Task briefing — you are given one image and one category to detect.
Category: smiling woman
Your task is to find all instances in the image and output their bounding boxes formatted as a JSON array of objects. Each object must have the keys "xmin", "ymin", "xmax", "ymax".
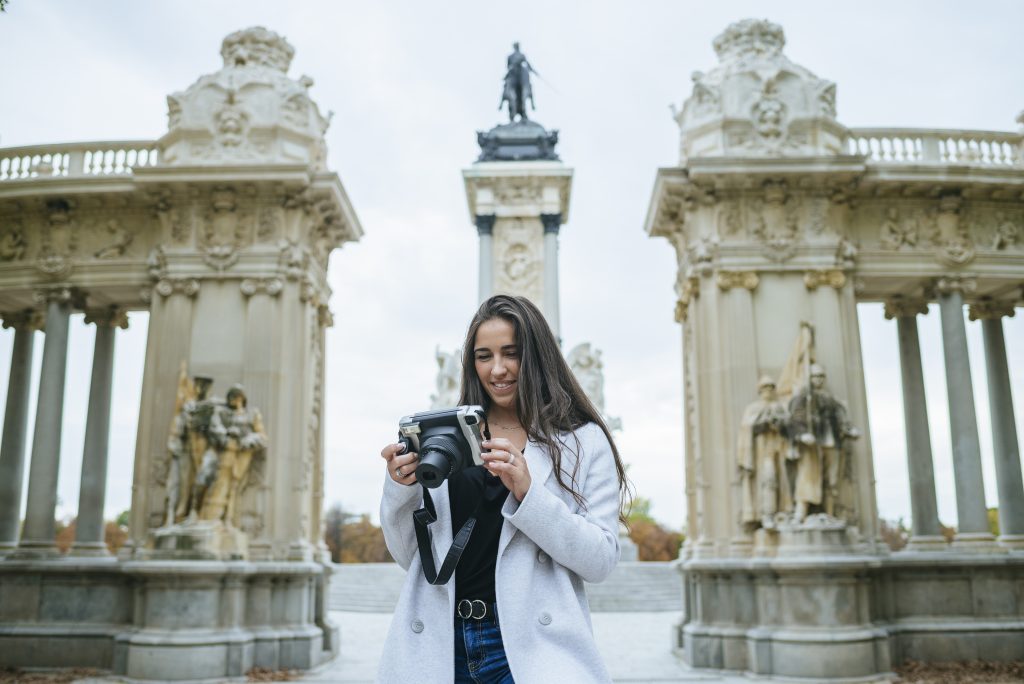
[{"xmin": 377, "ymin": 294, "xmax": 631, "ymax": 683}]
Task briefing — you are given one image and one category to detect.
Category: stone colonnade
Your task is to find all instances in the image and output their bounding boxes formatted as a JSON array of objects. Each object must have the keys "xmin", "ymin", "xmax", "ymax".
[
  {"xmin": 0, "ymin": 294, "xmax": 130, "ymax": 557},
  {"xmin": 885, "ymin": 285, "xmax": 1024, "ymax": 549}
]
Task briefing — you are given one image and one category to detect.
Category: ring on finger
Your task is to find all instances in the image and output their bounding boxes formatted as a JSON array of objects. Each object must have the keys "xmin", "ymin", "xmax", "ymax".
[
  {"xmin": 396, "ymin": 467, "xmax": 403, "ymax": 478},
  {"xmin": 507, "ymin": 452, "xmax": 515, "ymax": 465}
]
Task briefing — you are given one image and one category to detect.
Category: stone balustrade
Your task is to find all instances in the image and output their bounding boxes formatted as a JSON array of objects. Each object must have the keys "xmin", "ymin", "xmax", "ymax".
[
  {"xmin": 846, "ymin": 127, "xmax": 1022, "ymax": 166},
  {"xmin": 0, "ymin": 141, "xmax": 159, "ymax": 181}
]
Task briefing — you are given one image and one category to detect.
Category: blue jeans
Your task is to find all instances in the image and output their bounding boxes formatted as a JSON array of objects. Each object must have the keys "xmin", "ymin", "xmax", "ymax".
[{"xmin": 454, "ymin": 615, "xmax": 514, "ymax": 683}]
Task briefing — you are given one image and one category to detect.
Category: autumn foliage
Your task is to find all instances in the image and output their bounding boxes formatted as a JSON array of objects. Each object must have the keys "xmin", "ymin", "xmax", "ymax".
[
  {"xmin": 323, "ymin": 505, "xmax": 393, "ymax": 563},
  {"xmin": 53, "ymin": 517, "xmax": 129, "ymax": 555},
  {"xmin": 626, "ymin": 497, "xmax": 684, "ymax": 561}
]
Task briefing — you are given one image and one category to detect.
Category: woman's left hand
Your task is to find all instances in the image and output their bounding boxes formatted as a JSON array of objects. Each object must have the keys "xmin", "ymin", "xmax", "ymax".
[{"xmin": 482, "ymin": 438, "xmax": 531, "ymax": 502}]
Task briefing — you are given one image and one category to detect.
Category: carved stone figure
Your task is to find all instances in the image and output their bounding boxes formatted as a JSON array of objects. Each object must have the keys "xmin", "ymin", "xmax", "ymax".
[
  {"xmin": 165, "ymin": 372, "xmax": 216, "ymax": 525},
  {"xmin": 738, "ymin": 376, "xmax": 792, "ymax": 530},
  {"xmin": 94, "ymin": 219, "xmax": 133, "ymax": 258},
  {"xmin": 199, "ymin": 385, "xmax": 267, "ymax": 526},
  {"xmin": 787, "ymin": 364, "xmax": 860, "ymax": 522},
  {"xmin": 567, "ymin": 343, "xmax": 622, "ymax": 431},
  {"xmin": 992, "ymin": 212, "xmax": 1019, "ymax": 249},
  {"xmin": 500, "ymin": 42, "xmax": 536, "ymax": 122},
  {"xmin": 879, "ymin": 207, "xmax": 915, "ymax": 249},
  {"xmin": 430, "ymin": 347, "xmax": 463, "ymax": 409},
  {"xmin": 0, "ymin": 224, "xmax": 26, "ymax": 261}
]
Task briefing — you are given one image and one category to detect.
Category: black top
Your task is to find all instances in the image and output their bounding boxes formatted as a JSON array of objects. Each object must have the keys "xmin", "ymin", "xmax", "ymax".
[{"xmin": 448, "ymin": 465, "xmax": 510, "ymax": 603}]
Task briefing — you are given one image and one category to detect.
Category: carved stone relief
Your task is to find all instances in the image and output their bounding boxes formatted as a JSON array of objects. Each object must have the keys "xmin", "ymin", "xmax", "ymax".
[
  {"xmin": 93, "ymin": 219, "xmax": 133, "ymax": 258},
  {"xmin": 992, "ymin": 211, "xmax": 1021, "ymax": 250},
  {"xmin": 0, "ymin": 220, "xmax": 26, "ymax": 261},
  {"xmin": 493, "ymin": 218, "xmax": 543, "ymax": 304},
  {"xmin": 200, "ymin": 187, "xmax": 249, "ymax": 271},
  {"xmin": 717, "ymin": 270, "xmax": 759, "ymax": 291},
  {"xmin": 749, "ymin": 181, "xmax": 800, "ymax": 262},
  {"xmin": 239, "ymin": 278, "xmax": 283, "ymax": 297},
  {"xmin": 803, "ymin": 269, "xmax": 846, "ymax": 290},
  {"xmin": 674, "ymin": 274, "xmax": 699, "ymax": 323}
]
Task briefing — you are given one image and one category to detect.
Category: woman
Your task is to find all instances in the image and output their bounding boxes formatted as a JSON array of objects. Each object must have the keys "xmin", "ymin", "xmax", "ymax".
[{"xmin": 378, "ymin": 294, "xmax": 630, "ymax": 683}]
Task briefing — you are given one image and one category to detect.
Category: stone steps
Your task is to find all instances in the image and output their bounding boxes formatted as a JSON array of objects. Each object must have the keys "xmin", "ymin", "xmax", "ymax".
[{"xmin": 328, "ymin": 561, "xmax": 682, "ymax": 613}]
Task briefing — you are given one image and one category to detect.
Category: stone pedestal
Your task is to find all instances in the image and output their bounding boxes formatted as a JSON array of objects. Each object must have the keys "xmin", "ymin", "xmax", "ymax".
[
  {"xmin": 0, "ymin": 558, "xmax": 336, "ymax": 680},
  {"xmin": 462, "ymin": 160, "xmax": 572, "ymax": 332},
  {"xmin": 148, "ymin": 520, "xmax": 249, "ymax": 560}
]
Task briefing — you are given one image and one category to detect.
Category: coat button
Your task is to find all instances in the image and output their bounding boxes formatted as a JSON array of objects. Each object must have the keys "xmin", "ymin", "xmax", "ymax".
[
  {"xmin": 411, "ymin": 619, "xmax": 424, "ymax": 633},
  {"xmin": 537, "ymin": 551, "xmax": 549, "ymax": 564},
  {"xmin": 538, "ymin": 612, "xmax": 552, "ymax": 626}
]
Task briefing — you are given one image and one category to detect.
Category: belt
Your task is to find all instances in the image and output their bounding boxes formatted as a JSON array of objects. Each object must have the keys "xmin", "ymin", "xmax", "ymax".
[{"xmin": 456, "ymin": 599, "xmax": 497, "ymax": 621}]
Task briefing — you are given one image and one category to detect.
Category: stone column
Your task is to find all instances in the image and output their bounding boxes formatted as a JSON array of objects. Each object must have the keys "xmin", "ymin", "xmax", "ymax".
[
  {"xmin": 541, "ymin": 212, "xmax": 562, "ymax": 339},
  {"xmin": 884, "ymin": 297, "xmax": 945, "ymax": 550},
  {"xmin": 15, "ymin": 289, "xmax": 74, "ymax": 557},
  {"xmin": 969, "ymin": 301, "xmax": 1024, "ymax": 549},
  {"xmin": 71, "ymin": 307, "xmax": 129, "ymax": 557},
  {"xmin": 936, "ymin": 277, "xmax": 995, "ymax": 547},
  {"xmin": 475, "ymin": 214, "xmax": 495, "ymax": 303},
  {"xmin": 0, "ymin": 309, "xmax": 44, "ymax": 554}
]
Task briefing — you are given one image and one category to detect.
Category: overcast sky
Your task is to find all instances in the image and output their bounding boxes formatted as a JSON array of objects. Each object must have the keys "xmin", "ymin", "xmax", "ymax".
[{"xmin": 0, "ymin": 1, "xmax": 1022, "ymax": 533}]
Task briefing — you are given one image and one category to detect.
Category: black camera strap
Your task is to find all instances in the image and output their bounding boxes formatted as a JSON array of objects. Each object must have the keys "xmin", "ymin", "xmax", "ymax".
[{"xmin": 413, "ymin": 486, "xmax": 480, "ymax": 585}]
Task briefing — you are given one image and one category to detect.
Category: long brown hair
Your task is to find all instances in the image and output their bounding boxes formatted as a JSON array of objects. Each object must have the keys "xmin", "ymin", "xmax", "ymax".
[{"xmin": 458, "ymin": 294, "xmax": 632, "ymax": 523}]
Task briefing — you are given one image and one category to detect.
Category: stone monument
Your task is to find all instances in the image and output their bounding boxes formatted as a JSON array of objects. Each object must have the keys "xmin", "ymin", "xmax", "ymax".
[
  {"xmin": 647, "ymin": 18, "xmax": 1024, "ymax": 680},
  {"xmin": 0, "ymin": 27, "xmax": 361, "ymax": 680},
  {"xmin": 466, "ymin": 43, "xmax": 572, "ymax": 334}
]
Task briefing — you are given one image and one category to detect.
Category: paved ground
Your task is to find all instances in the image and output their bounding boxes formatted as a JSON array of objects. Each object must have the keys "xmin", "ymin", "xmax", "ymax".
[{"xmin": 301, "ymin": 610, "xmax": 748, "ymax": 683}]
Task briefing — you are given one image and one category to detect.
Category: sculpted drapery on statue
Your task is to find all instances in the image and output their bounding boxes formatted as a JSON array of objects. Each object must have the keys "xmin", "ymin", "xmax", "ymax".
[
  {"xmin": 788, "ymin": 364, "xmax": 860, "ymax": 523},
  {"xmin": 164, "ymin": 368, "xmax": 266, "ymax": 529},
  {"xmin": 500, "ymin": 42, "xmax": 536, "ymax": 122},
  {"xmin": 738, "ymin": 376, "xmax": 792, "ymax": 530}
]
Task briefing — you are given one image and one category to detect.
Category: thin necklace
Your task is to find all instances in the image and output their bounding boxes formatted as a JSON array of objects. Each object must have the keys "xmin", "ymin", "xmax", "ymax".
[{"xmin": 489, "ymin": 417, "xmax": 524, "ymax": 431}]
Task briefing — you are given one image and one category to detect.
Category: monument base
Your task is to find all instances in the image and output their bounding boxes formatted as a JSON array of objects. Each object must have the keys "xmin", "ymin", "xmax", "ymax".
[
  {"xmin": 676, "ymin": 551, "xmax": 1024, "ymax": 681},
  {"xmin": 147, "ymin": 520, "xmax": 248, "ymax": 560},
  {"xmin": 0, "ymin": 558, "xmax": 337, "ymax": 681},
  {"xmin": 476, "ymin": 120, "xmax": 559, "ymax": 161}
]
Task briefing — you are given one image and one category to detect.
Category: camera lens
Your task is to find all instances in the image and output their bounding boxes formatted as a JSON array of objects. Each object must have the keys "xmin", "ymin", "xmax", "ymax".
[{"xmin": 415, "ymin": 434, "xmax": 463, "ymax": 488}]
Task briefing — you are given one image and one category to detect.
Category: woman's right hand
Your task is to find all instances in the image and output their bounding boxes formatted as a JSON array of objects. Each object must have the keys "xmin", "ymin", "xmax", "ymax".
[{"xmin": 381, "ymin": 443, "xmax": 419, "ymax": 486}]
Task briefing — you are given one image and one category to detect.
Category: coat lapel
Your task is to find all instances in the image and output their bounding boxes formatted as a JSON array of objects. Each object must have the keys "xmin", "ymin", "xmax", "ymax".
[{"xmin": 497, "ymin": 438, "xmax": 553, "ymax": 558}]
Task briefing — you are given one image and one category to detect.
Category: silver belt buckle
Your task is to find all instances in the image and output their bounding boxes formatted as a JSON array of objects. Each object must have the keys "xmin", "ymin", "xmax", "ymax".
[{"xmin": 457, "ymin": 599, "xmax": 488, "ymax": 620}]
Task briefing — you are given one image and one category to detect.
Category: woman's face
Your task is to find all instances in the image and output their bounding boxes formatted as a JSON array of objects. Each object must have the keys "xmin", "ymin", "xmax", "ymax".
[{"xmin": 473, "ymin": 317, "xmax": 520, "ymax": 411}]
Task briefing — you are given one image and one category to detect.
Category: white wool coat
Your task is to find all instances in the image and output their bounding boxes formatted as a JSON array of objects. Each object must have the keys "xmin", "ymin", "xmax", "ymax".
[{"xmin": 377, "ymin": 422, "xmax": 620, "ymax": 683}]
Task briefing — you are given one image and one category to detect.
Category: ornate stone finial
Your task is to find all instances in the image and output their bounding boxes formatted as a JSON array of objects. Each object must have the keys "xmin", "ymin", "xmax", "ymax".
[
  {"xmin": 160, "ymin": 27, "xmax": 329, "ymax": 168},
  {"xmin": 712, "ymin": 19, "xmax": 786, "ymax": 61},
  {"xmin": 883, "ymin": 297, "xmax": 929, "ymax": 320},
  {"xmin": 968, "ymin": 300, "xmax": 1016, "ymax": 321},
  {"xmin": 675, "ymin": 19, "xmax": 843, "ymax": 162},
  {"xmin": 220, "ymin": 27, "xmax": 295, "ymax": 72}
]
